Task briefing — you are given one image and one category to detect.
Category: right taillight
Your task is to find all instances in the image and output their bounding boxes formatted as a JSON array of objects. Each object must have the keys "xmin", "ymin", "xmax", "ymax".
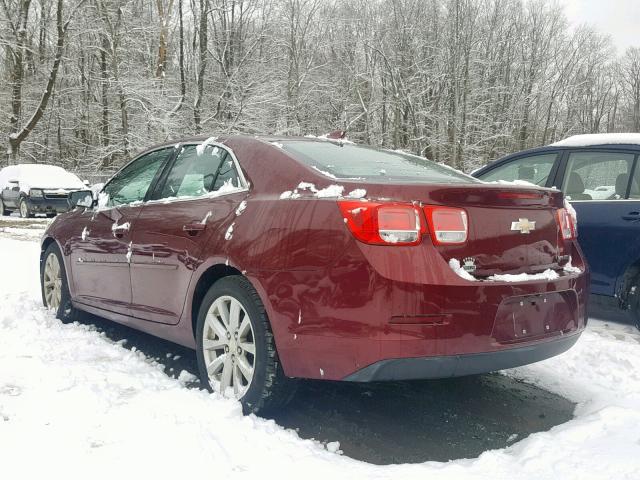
[
  {"xmin": 557, "ymin": 207, "xmax": 577, "ymax": 240},
  {"xmin": 423, "ymin": 206, "xmax": 469, "ymax": 245}
]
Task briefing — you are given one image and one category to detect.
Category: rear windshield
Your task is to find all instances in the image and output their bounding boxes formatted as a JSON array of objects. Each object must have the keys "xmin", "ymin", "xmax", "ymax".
[{"xmin": 281, "ymin": 141, "xmax": 478, "ymax": 184}]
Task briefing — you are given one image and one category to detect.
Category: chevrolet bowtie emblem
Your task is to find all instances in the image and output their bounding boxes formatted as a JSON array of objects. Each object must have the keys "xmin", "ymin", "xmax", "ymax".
[{"xmin": 511, "ymin": 218, "xmax": 536, "ymax": 234}]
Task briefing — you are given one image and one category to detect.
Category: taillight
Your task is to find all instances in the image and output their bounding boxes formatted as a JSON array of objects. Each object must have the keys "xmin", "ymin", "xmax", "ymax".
[
  {"xmin": 557, "ymin": 207, "xmax": 577, "ymax": 240},
  {"xmin": 338, "ymin": 201, "xmax": 423, "ymax": 245},
  {"xmin": 423, "ymin": 206, "xmax": 468, "ymax": 245}
]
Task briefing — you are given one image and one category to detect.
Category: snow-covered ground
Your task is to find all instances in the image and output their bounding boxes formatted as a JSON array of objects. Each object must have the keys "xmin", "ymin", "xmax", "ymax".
[{"xmin": 1, "ymin": 232, "xmax": 640, "ymax": 479}]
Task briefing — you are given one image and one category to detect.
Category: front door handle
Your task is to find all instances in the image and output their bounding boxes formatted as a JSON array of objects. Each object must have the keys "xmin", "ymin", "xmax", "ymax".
[
  {"xmin": 622, "ymin": 211, "xmax": 640, "ymax": 221},
  {"xmin": 183, "ymin": 223, "xmax": 206, "ymax": 235}
]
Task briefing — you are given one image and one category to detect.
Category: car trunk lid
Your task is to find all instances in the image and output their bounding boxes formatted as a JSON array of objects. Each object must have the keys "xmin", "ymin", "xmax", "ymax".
[{"xmin": 348, "ymin": 182, "xmax": 568, "ymax": 276}]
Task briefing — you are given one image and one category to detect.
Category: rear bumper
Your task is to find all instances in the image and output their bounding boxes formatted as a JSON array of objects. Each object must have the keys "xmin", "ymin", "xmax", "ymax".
[
  {"xmin": 258, "ymin": 234, "xmax": 589, "ymax": 381},
  {"xmin": 343, "ymin": 332, "xmax": 581, "ymax": 381}
]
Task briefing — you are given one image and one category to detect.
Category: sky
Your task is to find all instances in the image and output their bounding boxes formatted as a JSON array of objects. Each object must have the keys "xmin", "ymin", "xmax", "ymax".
[{"xmin": 560, "ymin": 0, "xmax": 640, "ymax": 53}]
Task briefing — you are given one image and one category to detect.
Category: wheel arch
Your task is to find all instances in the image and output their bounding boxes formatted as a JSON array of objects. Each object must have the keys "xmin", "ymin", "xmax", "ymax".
[
  {"xmin": 190, "ymin": 263, "xmax": 244, "ymax": 340},
  {"xmin": 40, "ymin": 236, "xmax": 73, "ymax": 293},
  {"xmin": 616, "ymin": 256, "xmax": 640, "ymax": 310},
  {"xmin": 40, "ymin": 236, "xmax": 58, "ymax": 265}
]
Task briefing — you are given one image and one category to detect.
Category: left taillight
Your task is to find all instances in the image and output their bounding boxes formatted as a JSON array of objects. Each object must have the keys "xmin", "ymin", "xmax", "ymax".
[
  {"xmin": 557, "ymin": 207, "xmax": 577, "ymax": 240},
  {"xmin": 338, "ymin": 201, "xmax": 423, "ymax": 245}
]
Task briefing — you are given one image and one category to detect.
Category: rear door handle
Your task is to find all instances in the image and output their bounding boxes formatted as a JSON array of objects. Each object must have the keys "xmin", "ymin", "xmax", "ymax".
[
  {"xmin": 622, "ymin": 211, "xmax": 640, "ymax": 221},
  {"xmin": 183, "ymin": 223, "xmax": 206, "ymax": 235}
]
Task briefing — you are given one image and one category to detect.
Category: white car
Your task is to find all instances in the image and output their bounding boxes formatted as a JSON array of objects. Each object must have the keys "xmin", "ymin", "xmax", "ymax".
[{"xmin": 0, "ymin": 164, "xmax": 87, "ymax": 217}]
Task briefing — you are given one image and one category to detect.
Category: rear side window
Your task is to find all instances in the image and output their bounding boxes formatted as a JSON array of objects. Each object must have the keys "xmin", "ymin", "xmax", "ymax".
[
  {"xmin": 562, "ymin": 151, "xmax": 635, "ymax": 201},
  {"xmin": 281, "ymin": 141, "xmax": 476, "ymax": 184},
  {"xmin": 478, "ymin": 153, "xmax": 557, "ymax": 186},
  {"xmin": 154, "ymin": 144, "xmax": 242, "ymax": 200}
]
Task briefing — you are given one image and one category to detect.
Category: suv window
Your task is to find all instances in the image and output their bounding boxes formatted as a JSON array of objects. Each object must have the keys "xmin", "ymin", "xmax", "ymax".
[
  {"xmin": 154, "ymin": 144, "xmax": 241, "ymax": 200},
  {"xmin": 562, "ymin": 151, "xmax": 636, "ymax": 201},
  {"xmin": 479, "ymin": 153, "xmax": 557, "ymax": 186},
  {"xmin": 630, "ymin": 163, "xmax": 640, "ymax": 199},
  {"xmin": 102, "ymin": 148, "xmax": 171, "ymax": 207},
  {"xmin": 282, "ymin": 141, "xmax": 477, "ymax": 184}
]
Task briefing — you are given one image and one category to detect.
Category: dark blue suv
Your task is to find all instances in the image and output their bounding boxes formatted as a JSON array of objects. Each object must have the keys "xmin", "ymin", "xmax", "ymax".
[{"xmin": 473, "ymin": 134, "xmax": 640, "ymax": 328}]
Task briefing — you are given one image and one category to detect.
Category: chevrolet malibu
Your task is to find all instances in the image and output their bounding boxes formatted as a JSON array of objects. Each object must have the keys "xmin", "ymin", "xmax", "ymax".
[{"xmin": 40, "ymin": 135, "xmax": 589, "ymax": 413}]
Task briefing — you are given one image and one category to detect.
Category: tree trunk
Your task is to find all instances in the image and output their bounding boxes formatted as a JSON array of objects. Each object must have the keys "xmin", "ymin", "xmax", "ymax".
[{"xmin": 193, "ymin": 0, "xmax": 208, "ymax": 132}]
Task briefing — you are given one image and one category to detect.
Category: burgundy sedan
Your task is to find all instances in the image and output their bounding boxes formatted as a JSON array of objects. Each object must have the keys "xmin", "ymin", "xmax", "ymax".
[{"xmin": 40, "ymin": 135, "xmax": 588, "ymax": 413}]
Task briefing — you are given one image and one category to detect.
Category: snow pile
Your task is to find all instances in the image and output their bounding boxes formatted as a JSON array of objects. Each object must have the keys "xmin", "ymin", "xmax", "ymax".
[
  {"xmin": 449, "ymin": 258, "xmax": 581, "ymax": 282},
  {"xmin": 565, "ymin": 198, "xmax": 578, "ymax": 225},
  {"xmin": 347, "ymin": 189, "xmax": 366, "ymax": 199},
  {"xmin": 304, "ymin": 133, "xmax": 355, "ymax": 144},
  {"xmin": 196, "ymin": 136, "xmax": 218, "ymax": 155},
  {"xmin": 311, "ymin": 166, "xmax": 338, "ymax": 179},
  {"xmin": 315, "ymin": 185, "xmax": 344, "ymax": 198},
  {"xmin": 225, "ymin": 222, "xmax": 235, "ymax": 240},
  {"xmin": 297, "ymin": 181, "xmax": 318, "ymax": 193},
  {"xmin": 111, "ymin": 221, "xmax": 130, "ymax": 233},
  {"xmin": 487, "ymin": 268, "xmax": 559, "ymax": 282},
  {"xmin": 448, "ymin": 258, "xmax": 477, "ymax": 281},
  {"xmin": 280, "ymin": 190, "xmax": 298, "ymax": 200},
  {"xmin": 280, "ymin": 182, "xmax": 345, "ymax": 199},
  {"xmin": 551, "ymin": 133, "xmax": 640, "ymax": 147},
  {"xmin": 3, "ymin": 235, "xmax": 640, "ymax": 479},
  {"xmin": 235, "ymin": 201, "xmax": 247, "ymax": 216},
  {"xmin": 484, "ymin": 179, "xmax": 539, "ymax": 188},
  {"xmin": 97, "ymin": 192, "xmax": 109, "ymax": 209}
]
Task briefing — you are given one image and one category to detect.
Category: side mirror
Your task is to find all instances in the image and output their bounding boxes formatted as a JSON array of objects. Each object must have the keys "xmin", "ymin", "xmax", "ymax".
[{"xmin": 68, "ymin": 190, "xmax": 95, "ymax": 209}]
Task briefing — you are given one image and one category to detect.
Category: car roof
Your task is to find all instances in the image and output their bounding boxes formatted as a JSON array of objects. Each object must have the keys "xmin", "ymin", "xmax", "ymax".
[
  {"xmin": 134, "ymin": 134, "xmax": 342, "ymax": 158},
  {"xmin": 550, "ymin": 133, "xmax": 640, "ymax": 147}
]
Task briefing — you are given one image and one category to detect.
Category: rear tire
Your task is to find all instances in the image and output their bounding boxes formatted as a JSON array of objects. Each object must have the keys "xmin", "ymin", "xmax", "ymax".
[
  {"xmin": 19, "ymin": 198, "xmax": 31, "ymax": 218},
  {"xmin": 40, "ymin": 243, "xmax": 78, "ymax": 323},
  {"xmin": 630, "ymin": 279, "xmax": 640, "ymax": 331},
  {"xmin": 195, "ymin": 276, "xmax": 296, "ymax": 414}
]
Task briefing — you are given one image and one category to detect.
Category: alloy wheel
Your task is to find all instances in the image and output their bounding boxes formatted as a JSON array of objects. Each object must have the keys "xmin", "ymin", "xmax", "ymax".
[
  {"xmin": 20, "ymin": 200, "xmax": 28, "ymax": 218},
  {"xmin": 202, "ymin": 295, "xmax": 256, "ymax": 399},
  {"xmin": 43, "ymin": 253, "xmax": 62, "ymax": 310}
]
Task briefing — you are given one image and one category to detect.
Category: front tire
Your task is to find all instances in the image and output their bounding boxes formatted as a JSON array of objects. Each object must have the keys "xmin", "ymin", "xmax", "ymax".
[
  {"xmin": 195, "ymin": 276, "xmax": 296, "ymax": 414},
  {"xmin": 0, "ymin": 197, "xmax": 9, "ymax": 216},
  {"xmin": 40, "ymin": 243, "xmax": 78, "ymax": 323},
  {"xmin": 19, "ymin": 198, "xmax": 31, "ymax": 218}
]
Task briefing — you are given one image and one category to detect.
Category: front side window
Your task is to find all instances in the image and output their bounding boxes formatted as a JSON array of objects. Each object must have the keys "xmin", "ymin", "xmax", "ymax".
[
  {"xmin": 562, "ymin": 151, "xmax": 636, "ymax": 201},
  {"xmin": 154, "ymin": 144, "xmax": 242, "ymax": 200},
  {"xmin": 479, "ymin": 153, "xmax": 557, "ymax": 186},
  {"xmin": 102, "ymin": 148, "xmax": 171, "ymax": 207},
  {"xmin": 281, "ymin": 141, "xmax": 477, "ymax": 184}
]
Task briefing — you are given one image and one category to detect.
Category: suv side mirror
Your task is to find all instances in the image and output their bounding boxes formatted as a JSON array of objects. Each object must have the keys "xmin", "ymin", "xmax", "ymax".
[{"xmin": 68, "ymin": 190, "xmax": 95, "ymax": 209}]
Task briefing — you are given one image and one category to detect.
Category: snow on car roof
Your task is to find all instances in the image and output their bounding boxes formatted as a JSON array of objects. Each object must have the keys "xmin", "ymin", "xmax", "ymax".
[
  {"xmin": 551, "ymin": 133, "xmax": 640, "ymax": 147},
  {"xmin": 0, "ymin": 163, "xmax": 85, "ymax": 191}
]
